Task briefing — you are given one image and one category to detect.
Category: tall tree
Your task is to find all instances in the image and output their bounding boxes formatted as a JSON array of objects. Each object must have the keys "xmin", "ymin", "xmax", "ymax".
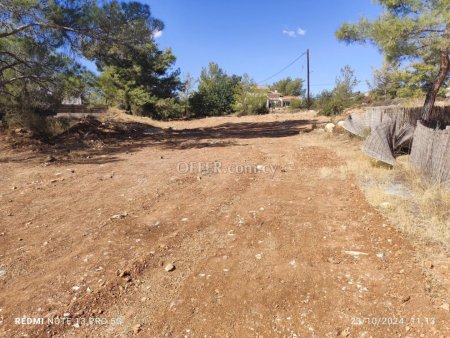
[
  {"xmin": 369, "ymin": 62, "xmax": 403, "ymax": 100},
  {"xmin": 333, "ymin": 65, "xmax": 359, "ymax": 99},
  {"xmin": 336, "ymin": 0, "xmax": 450, "ymax": 121},
  {"xmin": 189, "ymin": 63, "xmax": 240, "ymax": 117},
  {"xmin": 1, "ymin": 0, "xmax": 179, "ymax": 120},
  {"xmin": 271, "ymin": 77, "xmax": 305, "ymax": 96}
]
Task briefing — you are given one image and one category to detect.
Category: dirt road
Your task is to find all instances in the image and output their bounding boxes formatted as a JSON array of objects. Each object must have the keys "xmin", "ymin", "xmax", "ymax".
[{"xmin": 0, "ymin": 113, "xmax": 448, "ymax": 337}]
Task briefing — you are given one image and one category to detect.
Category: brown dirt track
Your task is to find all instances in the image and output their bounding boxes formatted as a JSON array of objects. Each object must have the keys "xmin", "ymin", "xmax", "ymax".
[{"xmin": 0, "ymin": 112, "xmax": 449, "ymax": 337}]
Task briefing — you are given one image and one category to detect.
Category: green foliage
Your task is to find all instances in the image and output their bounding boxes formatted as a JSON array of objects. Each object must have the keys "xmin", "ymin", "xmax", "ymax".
[
  {"xmin": 336, "ymin": 0, "xmax": 450, "ymax": 119},
  {"xmin": 1, "ymin": 0, "xmax": 182, "ymax": 127},
  {"xmin": 314, "ymin": 65, "xmax": 362, "ymax": 116},
  {"xmin": 288, "ymin": 98, "xmax": 304, "ymax": 110},
  {"xmin": 233, "ymin": 93, "xmax": 268, "ymax": 116},
  {"xmin": 271, "ymin": 77, "xmax": 305, "ymax": 96},
  {"xmin": 314, "ymin": 90, "xmax": 345, "ymax": 116},
  {"xmin": 232, "ymin": 74, "xmax": 268, "ymax": 116},
  {"xmin": 333, "ymin": 65, "xmax": 359, "ymax": 99},
  {"xmin": 98, "ymin": 43, "xmax": 181, "ymax": 117},
  {"xmin": 336, "ymin": 0, "xmax": 450, "ymax": 62},
  {"xmin": 369, "ymin": 59, "xmax": 449, "ymax": 101},
  {"xmin": 152, "ymin": 98, "xmax": 184, "ymax": 120},
  {"xmin": 368, "ymin": 62, "xmax": 403, "ymax": 100},
  {"xmin": 189, "ymin": 63, "xmax": 240, "ymax": 117}
]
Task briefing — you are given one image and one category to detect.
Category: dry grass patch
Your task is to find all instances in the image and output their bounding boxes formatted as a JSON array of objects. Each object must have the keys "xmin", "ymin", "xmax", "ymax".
[{"xmin": 301, "ymin": 130, "xmax": 450, "ymax": 249}]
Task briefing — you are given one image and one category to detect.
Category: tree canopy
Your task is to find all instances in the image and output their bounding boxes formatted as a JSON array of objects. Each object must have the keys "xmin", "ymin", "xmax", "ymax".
[
  {"xmin": 189, "ymin": 63, "xmax": 240, "ymax": 117},
  {"xmin": 0, "ymin": 0, "xmax": 181, "ymax": 121},
  {"xmin": 271, "ymin": 77, "xmax": 305, "ymax": 96},
  {"xmin": 336, "ymin": 0, "xmax": 450, "ymax": 121}
]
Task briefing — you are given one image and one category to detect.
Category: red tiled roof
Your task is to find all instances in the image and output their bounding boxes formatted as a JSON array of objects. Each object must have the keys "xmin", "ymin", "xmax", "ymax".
[{"xmin": 267, "ymin": 92, "xmax": 282, "ymax": 99}]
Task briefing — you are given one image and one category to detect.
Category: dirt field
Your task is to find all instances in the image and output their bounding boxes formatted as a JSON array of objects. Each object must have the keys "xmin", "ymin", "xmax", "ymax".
[{"xmin": 1, "ymin": 112, "xmax": 449, "ymax": 337}]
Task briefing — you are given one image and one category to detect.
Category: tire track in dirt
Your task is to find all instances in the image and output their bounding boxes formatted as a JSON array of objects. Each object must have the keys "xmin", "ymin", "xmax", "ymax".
[
  {"xmin": 1, "ymin": 114, "xmax": 448, "ymax": 337},
  {"xmin": 61, "ymin": 139, "xmax": 448, "ymax": 337}
]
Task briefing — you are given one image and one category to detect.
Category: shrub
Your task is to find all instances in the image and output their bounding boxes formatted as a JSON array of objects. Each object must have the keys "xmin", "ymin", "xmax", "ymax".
[
  {"xmin": 233, "ymin": 93, "xmax": 268, "ymax": 116},
  {"xmin": 188, "ymin": 63, "xmax": 238, "ymax": 117},
  {"xmin": 314, "ymin": 90, "xmax": 345, "ymax": 116},
  {"xmin": 289, "ymin": 98, "xmax": 304, "ymax": 110}
]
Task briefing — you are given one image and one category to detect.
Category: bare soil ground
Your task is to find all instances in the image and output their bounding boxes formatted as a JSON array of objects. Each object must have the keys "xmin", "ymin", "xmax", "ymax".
[{"xmin": 0, "ymin": 112, "xmax": 449, "ymax": 337}]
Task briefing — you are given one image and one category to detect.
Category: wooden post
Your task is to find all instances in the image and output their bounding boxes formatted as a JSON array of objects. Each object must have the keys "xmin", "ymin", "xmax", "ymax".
[{"xmin": 307, "ymin": 49, "xmax": 310, "ymax": 109}]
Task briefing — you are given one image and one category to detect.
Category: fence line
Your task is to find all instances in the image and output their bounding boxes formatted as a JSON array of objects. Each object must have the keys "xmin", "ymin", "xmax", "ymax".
[
  {"xmin": 342, "ymin": 105, "xmax": 450, "ymax": 184},
  {"xmin": 410, "ymin": 122, "xmax": 450, "ymax": 185}
]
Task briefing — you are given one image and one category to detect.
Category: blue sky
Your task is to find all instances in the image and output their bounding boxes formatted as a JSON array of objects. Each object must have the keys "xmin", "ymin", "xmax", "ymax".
[{"xmin": 144, "ymin": 0, "xmax": 385, "ymax": 94}]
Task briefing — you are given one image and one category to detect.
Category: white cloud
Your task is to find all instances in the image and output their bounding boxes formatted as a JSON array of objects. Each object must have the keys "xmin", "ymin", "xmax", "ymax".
[
  {"xmin": 153, "ymin": 30, "xmax": 163, "ymax": 38},
  {"xmin": 282, "ymin": 27, "xmax": 306, "ymax": 38},
  {"xmin": 297, "ymin": 28, "xmax": 306, "ymax": 36},
  {"xmin": 282, "ymin": 29, "xmax": 296, "ymax": 38}
]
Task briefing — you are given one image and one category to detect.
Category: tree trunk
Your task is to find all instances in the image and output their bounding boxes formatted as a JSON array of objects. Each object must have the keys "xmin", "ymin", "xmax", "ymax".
[{"xmin": 421, "ymin": 48, "xmax": 449, "ymax": 121}]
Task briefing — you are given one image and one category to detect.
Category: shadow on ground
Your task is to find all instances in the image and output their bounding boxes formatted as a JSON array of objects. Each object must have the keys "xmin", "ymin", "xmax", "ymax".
[{"xmin": 1, "ymin": 118, "xmax": 317, "ymax": 165}]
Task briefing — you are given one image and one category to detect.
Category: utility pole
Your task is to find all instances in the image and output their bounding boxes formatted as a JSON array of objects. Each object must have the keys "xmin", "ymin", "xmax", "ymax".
[{"xmin": 306, "ymin": 48, "xmax": 310, "ymax": 109}]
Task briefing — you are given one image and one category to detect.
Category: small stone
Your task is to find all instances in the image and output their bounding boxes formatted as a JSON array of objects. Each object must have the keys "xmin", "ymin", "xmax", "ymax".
[
  {"xmin": 344, "ymin": 251, "xmax": 368, "ymax": 257},
  {"xmin": 324, "ymin": 123, "xmax": 335, "ymax": 133},
  {"xmin": 401, "ymin": 295, "xmax": 411, "ymax": 303},
  {"xmin": 255, "ymin": 254, "xmax": 262, "ymax": 260},
  {"xmin": 376, "ymin": 252, "xmax": 385, "ymax": 260},
  {"xmin": 256, "ymin": 165, "xmax": 264, "ymax": 171},
  {"xmin": 440, "ymin": 303, "xmax": 449, "ymax": 311},
  {"xmin": 425, "ymin": 261, "xmax": 434, "ymax": 269},
  {"xmin": 72, "ymin": 286, "xmax": 80, "ymax": 291},
  {"xmin": 141, "ymin": 297, "xmax": 147, "ymax": 302},
  {"xmin": 111, "ymin": 212, "xmax": 127, "ymax": 220},
  {"xmin": 339, "ymin": 327, "xmax": 350, "ymax": 337},
  {"xmin": 379, "ymin": 202, "xmax": 391, "ymax": 209},
  {"xmin": 63, "ymin": 313, "xmax": 71, "ymax": 317},
  {"xmin": 181, "ymin": 218, "xmax": 188, "ymax": 222},
  {"xmin": 165, "ymin": 263, "xmax": 175, "ymax": 272},
  {"xmin": 133, "ymin": 324, "xmax": 141, "ymax": 334},
  {"xmin": 119, "ymin": 270, "xmax": 131, "ymax": 278},
  {"xmin": 327, "ymin": 257, "xmax": 341, "ymax": 264}
]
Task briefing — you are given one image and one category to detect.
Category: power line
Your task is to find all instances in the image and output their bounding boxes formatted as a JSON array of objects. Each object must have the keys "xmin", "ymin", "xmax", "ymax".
[
  {"xmin": 310, "ymin": 83, "xmax": 335, "ymax": 87},
  {"xmin": 258, "ymin": 51, "xmax": 307, "ymax": 85}
]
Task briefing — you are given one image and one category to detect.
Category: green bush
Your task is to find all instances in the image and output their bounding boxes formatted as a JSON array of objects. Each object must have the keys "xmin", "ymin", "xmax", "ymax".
[
  {"xmin": 233, "ymin": 93, "xmax": 268, "ymax": 116},
  {"xmin": 321, "ymin": 97, "xmax": 345, "ymax": 116},
  {"xmin": 288, "ymin": 98, "xmax": 304, "ymax": 110},
  {"xmin": 153, "ymin": 98, "xmax": 185, "ymax": 120},
  {"xmin": 313, "ymin": 90, "xmax": 343, "ymax": 116},
  {"xmin": 188, "ymin": 63, "xmax": 238, "ymax": 117}
]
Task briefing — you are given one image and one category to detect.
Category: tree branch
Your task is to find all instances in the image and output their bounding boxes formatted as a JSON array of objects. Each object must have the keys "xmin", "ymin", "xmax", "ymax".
[{"xmin": 0, "ymin": 22, "xmax": 77, "ymax": 39}]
